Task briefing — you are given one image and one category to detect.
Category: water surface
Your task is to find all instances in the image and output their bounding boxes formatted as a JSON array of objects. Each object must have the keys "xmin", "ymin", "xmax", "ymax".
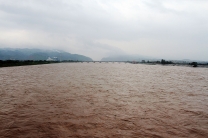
[{"xmin": 0, "ymin": 63, "xmax": 208, "ymax": 137}]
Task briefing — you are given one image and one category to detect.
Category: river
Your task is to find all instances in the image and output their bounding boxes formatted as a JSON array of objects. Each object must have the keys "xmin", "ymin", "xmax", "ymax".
[{"xmin": 0, "ymin": 63, "xmax": 208, "ymax": 138}]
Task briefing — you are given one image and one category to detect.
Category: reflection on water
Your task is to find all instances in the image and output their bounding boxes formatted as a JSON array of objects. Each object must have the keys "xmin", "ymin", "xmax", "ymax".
[{"xmin": 0, "ymin": 63, "xmax": 208, "ymax": 138}]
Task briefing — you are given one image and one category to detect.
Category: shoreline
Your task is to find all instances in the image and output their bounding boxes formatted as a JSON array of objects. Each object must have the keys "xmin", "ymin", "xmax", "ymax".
[{"xmin": 1, "ymin": 60, "xmax": 208, "ymax": 68}]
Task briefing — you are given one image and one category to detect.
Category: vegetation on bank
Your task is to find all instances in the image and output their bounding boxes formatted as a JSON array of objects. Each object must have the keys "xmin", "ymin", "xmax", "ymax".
[
  {"xmin": 0, "ymin": 59, "xmax": 207, "ymax": 68},
  {"xmin": 130, "ymin": 59, "xmax": 208, "ymax": 67},
  {"xmin": 0, "ymin": 60, "xmax": 80, "ymax": 68}
]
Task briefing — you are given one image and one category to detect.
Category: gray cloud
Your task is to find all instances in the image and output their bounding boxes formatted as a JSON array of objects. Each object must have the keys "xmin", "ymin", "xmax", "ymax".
[{"xmin": 0, "ymin": 0, "xmax": 208, "ymax": 60}]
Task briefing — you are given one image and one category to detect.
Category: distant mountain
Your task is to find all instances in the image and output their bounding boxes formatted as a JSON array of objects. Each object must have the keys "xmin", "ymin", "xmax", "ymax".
[
  {"xmin": 0, "ymin": 48, "xmax": 93, "ymax": 61},
  {"xmin": 101, "ymin": 54, "xmax": 156, "ymax": 61}
]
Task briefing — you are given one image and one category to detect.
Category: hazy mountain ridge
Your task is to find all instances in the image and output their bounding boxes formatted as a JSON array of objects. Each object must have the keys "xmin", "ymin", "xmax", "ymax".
[
  {"xmin": 0, "ymin": 48, "xmax": 93, "ymax": 61},
  {"xmin": 102, "ymin": 55, "xmax": 208, "ymax": 63},
  {"xmin": 101, "ymin": 54, "xmax": 156, "ymax": 61}
]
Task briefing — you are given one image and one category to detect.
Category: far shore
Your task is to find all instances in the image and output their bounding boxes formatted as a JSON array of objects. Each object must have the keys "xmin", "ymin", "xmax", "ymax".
[{"xmin": 0, "ymin": 59, "xmax": 208, "ymax": 68}]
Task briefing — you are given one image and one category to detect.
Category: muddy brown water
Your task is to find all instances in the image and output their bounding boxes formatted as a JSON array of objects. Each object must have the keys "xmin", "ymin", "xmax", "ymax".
[{"xmin": 0, "ymin": 63, "xmax": 208, "ymax": 138}]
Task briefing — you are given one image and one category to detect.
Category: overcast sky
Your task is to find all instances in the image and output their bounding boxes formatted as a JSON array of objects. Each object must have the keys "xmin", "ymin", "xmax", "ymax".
[{"xmin": 0, "ymin": 0, "xmax": 208, "ymax": 60}]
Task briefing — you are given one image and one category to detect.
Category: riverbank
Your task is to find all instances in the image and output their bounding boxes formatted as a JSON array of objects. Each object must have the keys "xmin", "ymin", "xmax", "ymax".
[{"xmin": 0, "ymin": 60, "xmax": 78, "ymax": 68}]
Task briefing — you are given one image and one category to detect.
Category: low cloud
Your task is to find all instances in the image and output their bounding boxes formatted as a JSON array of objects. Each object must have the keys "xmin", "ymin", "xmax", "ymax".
[{"xmin": 0, "ymin": 0, "xmax": 207, "ymax": 60}]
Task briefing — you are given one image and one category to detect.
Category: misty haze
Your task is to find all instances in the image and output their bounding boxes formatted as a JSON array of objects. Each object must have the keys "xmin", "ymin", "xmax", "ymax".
[{"xmin": 0, "ymin": 0, "xmax": 208, "ymax": 138}]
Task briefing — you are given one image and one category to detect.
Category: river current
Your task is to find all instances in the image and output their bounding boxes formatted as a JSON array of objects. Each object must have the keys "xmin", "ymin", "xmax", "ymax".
[{"xmin": 0, "ymin": 63, "xmax": 208, "ymax": 138}]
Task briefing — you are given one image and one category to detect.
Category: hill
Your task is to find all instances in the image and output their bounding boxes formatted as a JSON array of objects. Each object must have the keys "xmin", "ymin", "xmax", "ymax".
[
  {"xmin": 0, "ymin": 48, "xmax": 93, "ymax": 61},
  {"xmin": 101, "ymin": 54, "xmax": 156, "ymax": 61}
]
